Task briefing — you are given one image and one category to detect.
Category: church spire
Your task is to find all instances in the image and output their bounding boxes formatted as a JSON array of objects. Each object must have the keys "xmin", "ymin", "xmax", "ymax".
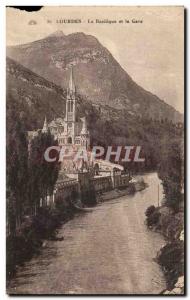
[
  {"xmin": 69, "ymin": 67, "xmax": 75, "ymax": 94},
  {"xmin": 42, "ymin": 116, "xmax": 48, "ymax": 133}
]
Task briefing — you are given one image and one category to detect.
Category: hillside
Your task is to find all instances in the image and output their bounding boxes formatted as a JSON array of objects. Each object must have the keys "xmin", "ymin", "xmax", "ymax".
[
  {"xmin": 7, "ymin": 31, "xmax": 182, "ymax": 122},
  {"xmin": 6, "ymin": 57, "xmax": 95, "ymax": 131},
  {"xmin": 6, "ymin": 57, "xmax": 183, "ymax": 172}
]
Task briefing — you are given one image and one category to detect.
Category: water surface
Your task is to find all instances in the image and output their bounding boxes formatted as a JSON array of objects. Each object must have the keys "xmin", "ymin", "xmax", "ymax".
[{"xmin": 8, "ymin": 173, "xmax": 166, "ymax": 294}]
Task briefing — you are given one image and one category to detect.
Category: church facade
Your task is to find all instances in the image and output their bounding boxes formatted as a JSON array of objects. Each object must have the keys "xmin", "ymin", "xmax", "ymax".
[{"xmin": 29, "ymin": 68, "xmax": 90, "ymax": 149}]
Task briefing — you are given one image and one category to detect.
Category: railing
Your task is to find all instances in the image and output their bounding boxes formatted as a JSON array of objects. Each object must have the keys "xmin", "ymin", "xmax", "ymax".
[{"xmin": 55, "ymin": 179, "xmax": 78, "ymax": 189}]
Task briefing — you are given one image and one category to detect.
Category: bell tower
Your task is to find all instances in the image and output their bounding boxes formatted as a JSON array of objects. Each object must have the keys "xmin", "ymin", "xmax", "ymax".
[
  {"xmin": 80, "ymin": 117, "xmax": 90, "ymax": 148},
  {"xmin": 65, "ymin": 68, "xmax": 77, "ymax": 144}
]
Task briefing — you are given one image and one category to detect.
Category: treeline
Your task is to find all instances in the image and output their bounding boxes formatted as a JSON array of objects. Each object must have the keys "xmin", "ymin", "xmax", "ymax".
[
  {"xmin": 145, "ymin": 138, "xmax": 184, "ymax": 290},
  {"xmin": 157, "ymin": 139, "xmax": 184, "ymax": 211},
  {"xmin": 6, "ymin": 100, "xmax": 59, "ymax": 236},
  {"xmin": 89, "ymin": 110, "xmax": 183, "ymax": 174}
]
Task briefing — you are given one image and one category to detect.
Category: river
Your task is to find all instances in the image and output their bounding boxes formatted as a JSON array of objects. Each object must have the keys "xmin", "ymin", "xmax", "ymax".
[{"xmin": 8, "ymin": 173, "xmax": 166, "ymax": 295}]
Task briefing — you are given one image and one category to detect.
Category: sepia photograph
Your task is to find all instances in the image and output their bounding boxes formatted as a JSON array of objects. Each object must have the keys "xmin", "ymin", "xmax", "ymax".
[{"xmin": 6, "ymin": 6, "xmax": 184, "ymax": 295}]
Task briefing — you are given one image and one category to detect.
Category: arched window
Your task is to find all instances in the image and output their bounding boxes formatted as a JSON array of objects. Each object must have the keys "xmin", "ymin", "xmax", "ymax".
[
  {"xmin": 68, "ymin": 101, "xmax": 73, "ymax": 112},
  {"xmin": 67, "ymin": 136, "xmax": 72, "ymax": 144}
]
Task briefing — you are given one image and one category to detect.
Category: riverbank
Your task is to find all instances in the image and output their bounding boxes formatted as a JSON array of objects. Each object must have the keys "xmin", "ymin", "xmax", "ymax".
[
  {"xmin": 7, "ymin": 173, "xmax": 166, "ymax": 295},
  {"xmin": 7, "ymin": 178, "xmax": 147, "ymax": 284},
  {"xmin": 97, "ymin": 179, "xmax": 147, "ymax": 202},
  {"xmin": 145, "ymin": 203, "xmax": 184, "ymax": 294},
  {"xmin": 7, "ymin": 203, "xmax": 75, "ymax": 282}
]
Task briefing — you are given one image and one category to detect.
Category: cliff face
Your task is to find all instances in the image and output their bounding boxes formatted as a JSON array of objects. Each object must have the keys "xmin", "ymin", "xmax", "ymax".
[{"xmin": 7, "ymin": 31, "xmax": 182, "ymax": 122}]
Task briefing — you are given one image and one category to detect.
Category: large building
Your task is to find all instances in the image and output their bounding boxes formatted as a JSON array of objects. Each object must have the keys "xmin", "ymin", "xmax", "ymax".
[{"xmin": 29, "ymin": 68, "xmax": 90, "ymax": 149}]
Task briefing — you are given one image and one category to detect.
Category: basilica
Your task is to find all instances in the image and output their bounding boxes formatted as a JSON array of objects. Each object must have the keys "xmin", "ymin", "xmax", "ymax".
[{"xmin": 29, "ymin": 68, "xmax": 90, "ymax": 149}]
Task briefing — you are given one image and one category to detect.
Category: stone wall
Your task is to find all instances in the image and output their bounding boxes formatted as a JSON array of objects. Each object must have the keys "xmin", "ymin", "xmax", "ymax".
[
  {"xmin": 91, "ymin": 176, "xmax": 112, "ymax": 193},
  {"xmin": 54, "ymin": 179, "xmax": 79, "ymax": 205},
  {"xmin": 51, "ymin": 170, "xmax": 131, "ymax": 207},
  {"xmin": 112, "ymin": 171, "xmax": 131, "ymax": 189}
]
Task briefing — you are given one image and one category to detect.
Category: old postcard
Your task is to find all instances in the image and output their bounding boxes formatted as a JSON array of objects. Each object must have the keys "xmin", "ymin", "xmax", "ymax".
[{"xmin": 6, "ymin": 6, "xmax": 184, "ymax": 295}]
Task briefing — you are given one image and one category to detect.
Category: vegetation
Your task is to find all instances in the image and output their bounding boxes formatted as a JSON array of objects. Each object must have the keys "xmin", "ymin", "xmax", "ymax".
[
  {"xmin": 7, "ymin": 61, "xmax": 184, "ymax": 286},
  {"xmin": 88, "ymin": 109, "xmax": 183, "ymax": 174},
  {"xmin": 157, "ymin": 240, "xmax": 184, "ymax": 290},
  {"xmin": 145, "ymin": 138, "xmax": 184, "ymax": 291},
  {"xmin": 7, "ymin": 95, "xmax": 60, "ymax": 235},
  {"xmin": 7, "ymin": 99, "xmax": 29, "ymax": 235},
  {"xmin": 7, "ymin": 57, "xmax": 183, "ymax": 177},
  {"xmin": 27, "ymin": 131, "xmax": 59, "ymax": 215},
  {"xmin": 6, "ymin": 98, "xmax": 61, "ymax": 280},
  {"xmin": 158, "ymin": 141, "xmax": 183, "ymax": 211},
  {"xmin": 7, "ymin": 203, "xmax": 75, "ymax": 280}
]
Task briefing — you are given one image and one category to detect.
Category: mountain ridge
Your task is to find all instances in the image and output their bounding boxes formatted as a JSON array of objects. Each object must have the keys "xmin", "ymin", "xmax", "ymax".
[{"xmin": 7, "ymin": 31, "xmax": 183, "ymax": 122}]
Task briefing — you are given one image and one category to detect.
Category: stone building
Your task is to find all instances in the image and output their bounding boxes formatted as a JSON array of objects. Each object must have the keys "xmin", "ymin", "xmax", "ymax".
[
  {"xmin": 43, "ymin": 68, "xmax": 90, "ymax": 148},
  {"xmin": 28, "ymin": 68, "xmax": 90, "ymax": 149}
]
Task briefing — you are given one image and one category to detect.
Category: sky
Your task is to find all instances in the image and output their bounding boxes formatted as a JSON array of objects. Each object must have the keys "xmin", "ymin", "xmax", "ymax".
[{"xmin": 6, "ymin": 6, "xmax": 184, "ymax": 113}]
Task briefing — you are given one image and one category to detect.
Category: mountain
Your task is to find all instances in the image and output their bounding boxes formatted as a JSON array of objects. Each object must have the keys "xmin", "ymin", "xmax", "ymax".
[
  {"xmin": 6, "ymin": 57, "xmax": 183, "ymax": 172},
  {"xmin": 7, "ymin": 57, "xmax": 64, "ymax": 131},
  {"xmin": 6, "ymin": 57, "xmax": 136, "ymax": 134},
  {"xmin": 7, "ymin": 31, "xmax": 182, "ymax": 122},
  {"xmin": 6, "ymin": 57, "xmax": 97, "ymax": 131}
]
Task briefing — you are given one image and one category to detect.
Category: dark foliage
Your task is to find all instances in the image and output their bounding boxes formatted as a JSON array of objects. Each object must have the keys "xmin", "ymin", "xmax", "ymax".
[
  {"xmin": 146, "ymin": 209, "xmax": 161, "ymax": 227},
  {"xmin": 145, "ymin": 205, "xmax": 156, "ymax": 217},
  {"xmin": 157, "ymin": 241, "xmax": 184, "ymax": 289},
  {"xmin": 28, "ymin": 130, "xmax": 60, "ymax": 212},
  {"xmin": 158, "ymin": 141, "xmax": 183, "ymax": 211}
]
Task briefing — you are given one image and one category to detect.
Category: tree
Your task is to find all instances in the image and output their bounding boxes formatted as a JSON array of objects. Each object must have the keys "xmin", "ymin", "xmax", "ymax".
[
  {"xmin": 7, "ymin": 102, "xmax": 28, "ymax": 234},
  {"xmin": 28, "ymin": 130, "xmax": 60, "ymax": 213},
  {"xmin": 158, "ymin": 141, "xmax": 183, "ymax": 211}
]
